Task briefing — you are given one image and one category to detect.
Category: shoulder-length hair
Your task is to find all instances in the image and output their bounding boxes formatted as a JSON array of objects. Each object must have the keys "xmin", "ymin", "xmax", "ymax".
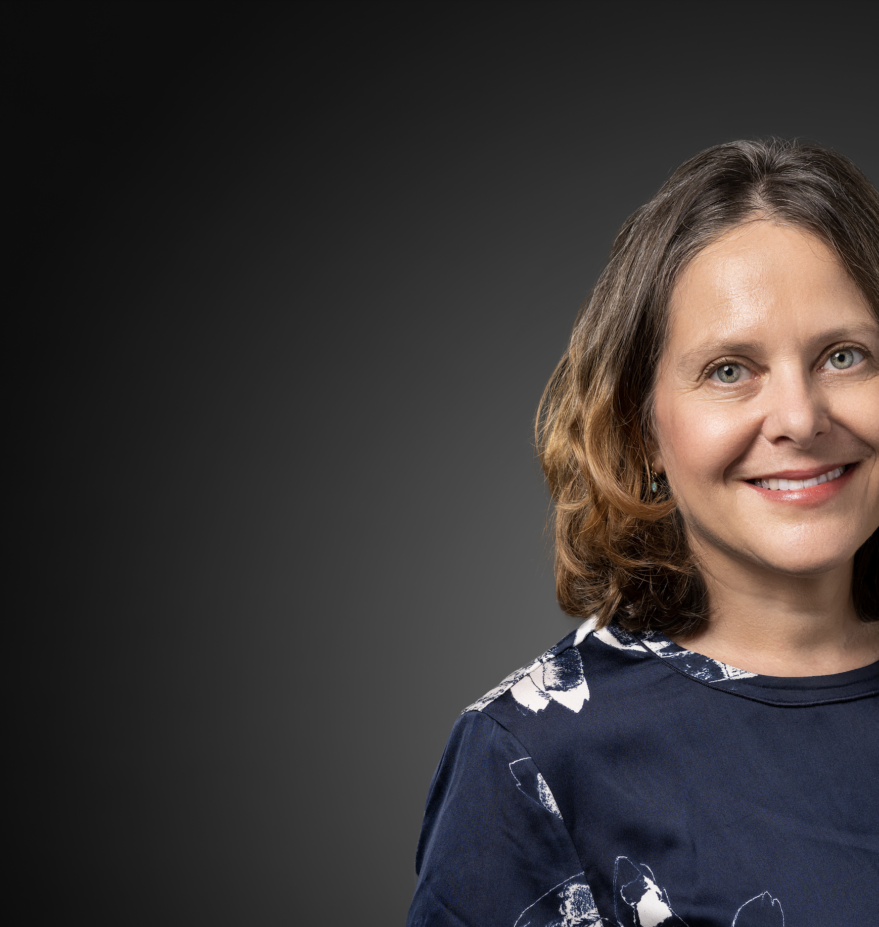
[{"xmin": 536, "ymin": 138, "xmax": 879, "ymax": 635}]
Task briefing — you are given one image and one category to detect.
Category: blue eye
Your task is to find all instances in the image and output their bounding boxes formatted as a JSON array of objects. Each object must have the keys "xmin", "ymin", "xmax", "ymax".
[
  {"xmin": 711, "ymin": 363, "xmax": 743, "ymax": 383},
  {"xmin": 823, "ymin": 347, "xmax": 864, "ymax": 370}
]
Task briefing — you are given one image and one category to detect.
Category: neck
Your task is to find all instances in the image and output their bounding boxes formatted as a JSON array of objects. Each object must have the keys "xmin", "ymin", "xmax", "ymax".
[{"xmin": 672, "ymin": 542, "xmax": 879, "ymax": 677}]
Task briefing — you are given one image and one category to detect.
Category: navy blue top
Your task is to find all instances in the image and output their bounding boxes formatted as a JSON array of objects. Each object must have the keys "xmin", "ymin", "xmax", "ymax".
[{"xmin": 407, "ymin": 620, "xmax": 879, "ymax": 926}]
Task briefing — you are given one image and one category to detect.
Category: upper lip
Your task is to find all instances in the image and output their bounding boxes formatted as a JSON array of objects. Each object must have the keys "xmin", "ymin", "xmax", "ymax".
[{"xmin": 744, "ymin": 463, "xmax": 852, "ymax": 481}]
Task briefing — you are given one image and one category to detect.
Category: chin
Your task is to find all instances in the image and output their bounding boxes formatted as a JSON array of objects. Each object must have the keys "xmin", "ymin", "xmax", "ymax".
[
  {"xmin": 688, "ymin": 516, "xmax": 868, "ymax": 579},
  {"xmin": 751, "ymin": 551, "xmax": 855, "ymax": 578},
  {"xmin": 735, "ymin": 529, "xmax": 870, "ymax": 577}
]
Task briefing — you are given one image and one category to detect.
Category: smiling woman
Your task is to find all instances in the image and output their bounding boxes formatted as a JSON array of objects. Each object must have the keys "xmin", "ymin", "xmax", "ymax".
[
  {"xmin": 651, "ymin": 221, "xmax": 879, "ymax": 675},
  {"xmin": 407, "ymin": 140, "xmax": 879, "ymax": 927}
]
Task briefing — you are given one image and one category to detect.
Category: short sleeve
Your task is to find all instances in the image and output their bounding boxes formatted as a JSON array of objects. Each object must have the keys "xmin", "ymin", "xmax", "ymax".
[{"xmin": 407, "ymin": 710, "xmax": 589, "ymax": 927}]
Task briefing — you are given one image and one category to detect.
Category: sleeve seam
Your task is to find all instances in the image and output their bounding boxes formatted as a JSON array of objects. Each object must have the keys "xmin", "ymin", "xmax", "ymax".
[{"xmin": 463, "ymin": 708, "xmax": 587, "ymax": 878}]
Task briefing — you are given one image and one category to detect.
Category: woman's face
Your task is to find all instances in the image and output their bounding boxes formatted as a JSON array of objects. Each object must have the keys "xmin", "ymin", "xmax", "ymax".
[{"xmin": 651, "ymin": 220, "xmax": 879, "ymax": 582}]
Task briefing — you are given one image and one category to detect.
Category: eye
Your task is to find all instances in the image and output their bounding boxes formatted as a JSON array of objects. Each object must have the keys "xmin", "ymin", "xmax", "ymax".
[
  {"xmin": 823, "ymin": 347, "xmax": 864, "ymax": 370},
  {"xmin": 710, "ymin": 363, "xmax": 746, "ymax": 384}
]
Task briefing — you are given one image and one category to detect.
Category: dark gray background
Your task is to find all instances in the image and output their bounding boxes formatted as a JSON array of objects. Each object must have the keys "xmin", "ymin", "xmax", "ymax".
[{"xmin": 16, "ymin": 0, "xmax": 877, "ymax": 923}]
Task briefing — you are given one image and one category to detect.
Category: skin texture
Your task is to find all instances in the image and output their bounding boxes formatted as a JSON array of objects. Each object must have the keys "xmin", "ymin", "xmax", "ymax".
[{"xmin": 651, "ymin": 221, "xmax": 879, "ymax": 676}]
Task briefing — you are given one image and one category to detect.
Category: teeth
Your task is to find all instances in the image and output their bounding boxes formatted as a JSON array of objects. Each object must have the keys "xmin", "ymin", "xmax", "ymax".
[{"xmin": 756, "ymin": 466, "xmax": 846, "ymax": 490}]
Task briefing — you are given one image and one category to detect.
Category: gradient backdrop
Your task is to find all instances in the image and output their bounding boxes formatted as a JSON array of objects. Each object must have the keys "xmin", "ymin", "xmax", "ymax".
[{"xmin": 16, "ymin": 1, "xmax": 878, "ymax": 923}]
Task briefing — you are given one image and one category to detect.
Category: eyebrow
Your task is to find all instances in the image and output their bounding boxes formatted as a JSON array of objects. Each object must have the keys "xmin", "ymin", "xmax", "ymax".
[{"xmin": 676, "ymin": 325, "xmax": 879, "ymax": 370}]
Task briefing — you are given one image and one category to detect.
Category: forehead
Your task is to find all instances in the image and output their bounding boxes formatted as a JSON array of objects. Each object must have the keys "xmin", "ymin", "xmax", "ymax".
[{"xmin": 667, "ymin": 220, "xmax": 874, "ymax": 349}]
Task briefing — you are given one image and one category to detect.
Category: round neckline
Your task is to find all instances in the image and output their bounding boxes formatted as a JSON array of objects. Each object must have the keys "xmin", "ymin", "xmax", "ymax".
[{"xmin": 613, "ymin": 623, "xmax": 879, "ymax": 706}]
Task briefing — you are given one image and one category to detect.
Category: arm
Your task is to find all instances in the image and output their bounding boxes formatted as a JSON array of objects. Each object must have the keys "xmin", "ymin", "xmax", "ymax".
[{"xmin": 407, "ymin": 710, "xmax": 592, "ymax": 927}]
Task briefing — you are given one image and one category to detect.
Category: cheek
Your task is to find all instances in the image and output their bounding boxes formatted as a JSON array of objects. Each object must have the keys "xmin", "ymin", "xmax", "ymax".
[
  {"xmin": 851, "ymin": 390, "xmax": 879, "ymax": 455},
  {"xmin": 654, "ymin": 400, "xmax": 755, "ymax": 488},
  {"xmin": 831, "ymin": 384, "xmax": 879, "ymax": 490},
  {"xmin": 822, "ymin": 389, "xmax": 879, "ymax": 551}
]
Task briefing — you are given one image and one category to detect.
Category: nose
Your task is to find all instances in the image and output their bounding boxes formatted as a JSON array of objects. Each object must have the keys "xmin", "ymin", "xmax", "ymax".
[{"xmin": 760, "ymin": 368, "xmax": 832, "ymax": 448}]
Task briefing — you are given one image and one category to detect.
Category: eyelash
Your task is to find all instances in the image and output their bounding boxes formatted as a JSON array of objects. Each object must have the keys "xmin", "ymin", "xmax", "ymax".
[{"xmin": 702, "ymin": 344, "xmax": 870, "ymax": 382}]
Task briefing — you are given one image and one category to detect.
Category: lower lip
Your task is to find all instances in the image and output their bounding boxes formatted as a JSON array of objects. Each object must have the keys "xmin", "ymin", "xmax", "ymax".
[{"xmin": 743, "ymin": 464, "xmax": 856, "ymax": 504}]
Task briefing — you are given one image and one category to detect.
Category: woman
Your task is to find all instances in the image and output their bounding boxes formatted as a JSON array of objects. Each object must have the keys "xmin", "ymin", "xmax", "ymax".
[{"xmin": 406, "ymin": 139, "xmax": 879, "ymax": 927}]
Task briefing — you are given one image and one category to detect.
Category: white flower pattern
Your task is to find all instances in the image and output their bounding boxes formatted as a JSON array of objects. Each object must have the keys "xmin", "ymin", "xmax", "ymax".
[
  {"xmin": 466, "ymin": 619, "xmax": 595, "ymax": 714},
  {"xmin": 514, "ymin": 858, "xmax": 783, "ymax": 927}
]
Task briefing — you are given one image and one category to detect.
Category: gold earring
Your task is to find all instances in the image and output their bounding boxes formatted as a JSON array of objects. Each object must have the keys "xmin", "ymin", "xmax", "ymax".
[{"xmin": 650, "ymin": 468, "xmax": 658, "ymax": 493}]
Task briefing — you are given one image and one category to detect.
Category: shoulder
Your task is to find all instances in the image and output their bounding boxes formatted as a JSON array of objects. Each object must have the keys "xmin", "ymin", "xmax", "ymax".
[
  {"xmin": 412, "ymin": 702, "xmax": 587, "ymax": 924},
  {"xmin": 463, "ymin": 617, "xmax": 650, "ymax": 716}
]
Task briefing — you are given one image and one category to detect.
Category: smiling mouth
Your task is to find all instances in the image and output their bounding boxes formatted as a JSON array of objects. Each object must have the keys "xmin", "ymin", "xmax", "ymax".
[{"xmin": 747, "ymin": 464, "xmax": 850, "ymax": 491}]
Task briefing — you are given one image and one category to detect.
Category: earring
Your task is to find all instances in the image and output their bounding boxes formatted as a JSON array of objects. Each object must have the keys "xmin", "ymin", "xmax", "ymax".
[{"xmin": 650, "ymin": 468, "xmax": 658, "ymax": 493}]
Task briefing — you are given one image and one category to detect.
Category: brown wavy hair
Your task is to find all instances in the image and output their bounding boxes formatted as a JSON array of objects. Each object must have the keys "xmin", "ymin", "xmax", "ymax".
[{"xmin": 536, "ymin": 138, "xmax": 879, "ymax": 635}]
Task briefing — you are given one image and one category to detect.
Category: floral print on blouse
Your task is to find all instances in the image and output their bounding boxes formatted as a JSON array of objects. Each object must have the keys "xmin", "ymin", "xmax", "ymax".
[{"xmin": 407, "ymin": 619, "xmax": 879, "ymax": 926}]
